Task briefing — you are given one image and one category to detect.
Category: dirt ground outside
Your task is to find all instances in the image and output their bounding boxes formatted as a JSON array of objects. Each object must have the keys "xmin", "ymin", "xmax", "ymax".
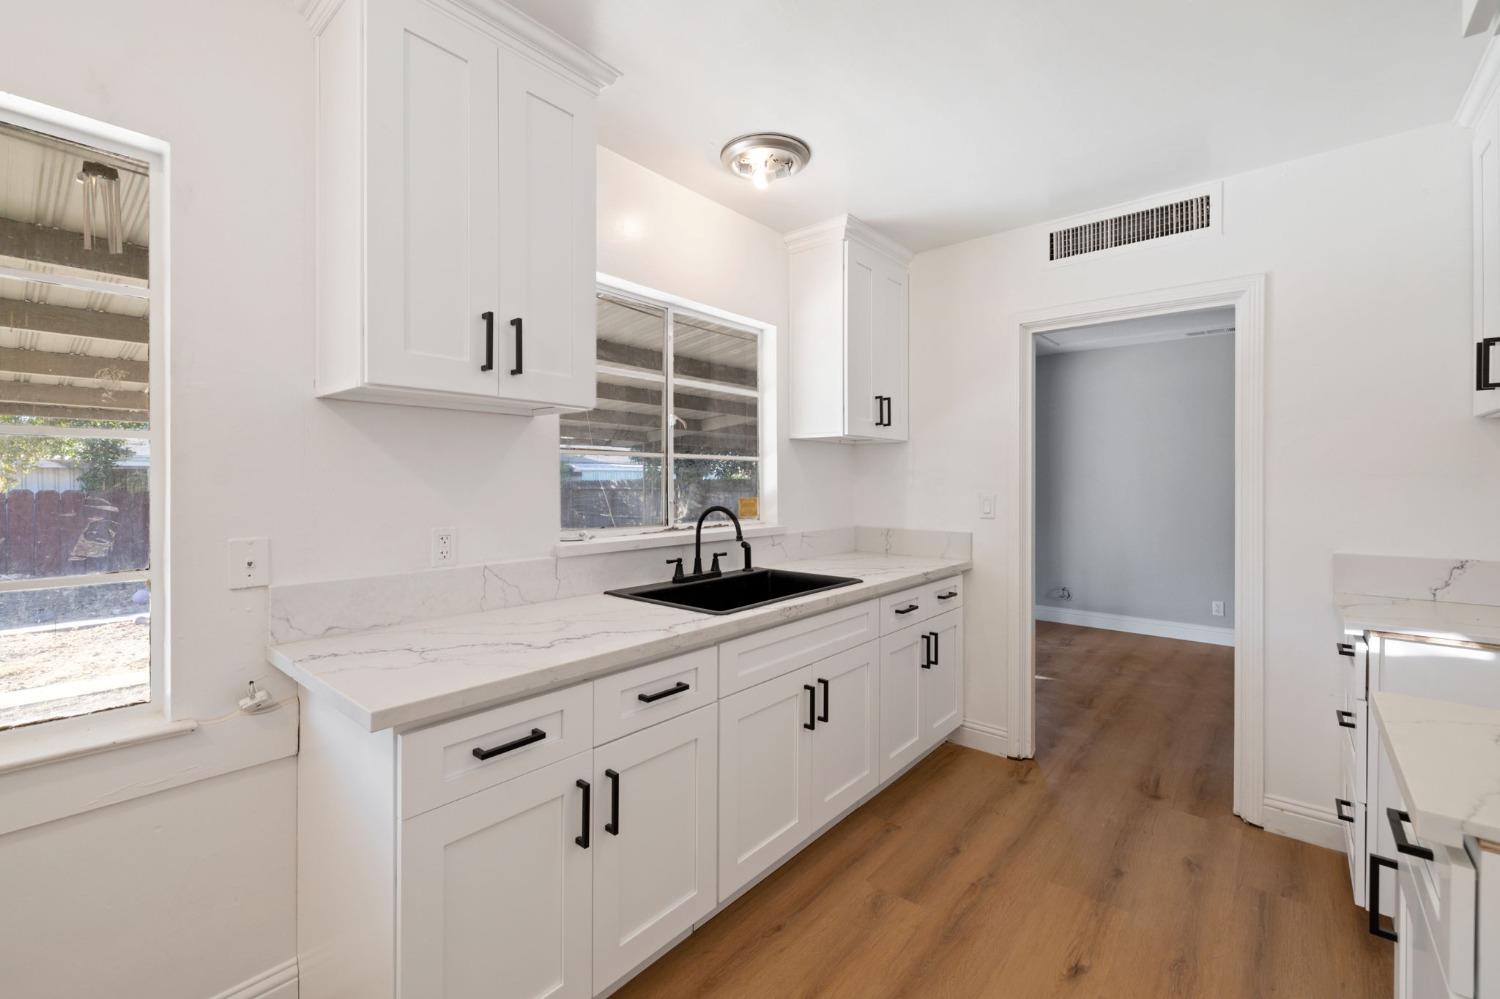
[{"xmin": 0, "ymin": 616, "xmax": 150, "ymax": 728}]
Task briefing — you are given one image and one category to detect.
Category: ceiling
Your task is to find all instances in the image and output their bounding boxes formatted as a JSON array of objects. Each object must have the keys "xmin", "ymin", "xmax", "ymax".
[
  {"xmin": 1036, "ymin": 307, "xmax": 1234, "ymax": 355},
  {"xmin": 509, "ymin": 0, "xmax": 1488, "ymax": 252}
]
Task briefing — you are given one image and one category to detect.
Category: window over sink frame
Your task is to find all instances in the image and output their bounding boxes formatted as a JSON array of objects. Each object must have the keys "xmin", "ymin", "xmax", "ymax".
[{"xmin": 559, "ymin": 274, "xmax": 777, "ymax": 541}]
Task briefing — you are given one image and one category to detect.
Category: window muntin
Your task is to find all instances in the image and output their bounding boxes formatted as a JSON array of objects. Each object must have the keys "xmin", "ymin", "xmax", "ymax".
[
  {"xmin": 561, "ymin": 288, "xmax": 763, "ymax": 533},
  {"xmin": 0, "ymin": 118, "xmax": 156, "ymax": 731}
]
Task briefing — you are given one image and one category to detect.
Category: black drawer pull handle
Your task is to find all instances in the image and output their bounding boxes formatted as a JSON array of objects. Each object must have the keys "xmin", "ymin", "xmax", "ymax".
[
  {"xmin": 804, "ymin": 684, "xmax": 817, "ymax": 730},
  {"xmin": 509, "ymin": 316, "xmax": 523, "ymax": 376},
  {"xmin": 817, "ymin": 677, "xmax": 830, "ymax": 723},
  {"xmin": 472, "ymin": 727, "xmax": 545, "ymax": 761},
  {"xmin": 1336, "ymin": 642, "xmax": 1355, "ymax": 658},
  {"xmin": 1387, "ymin": 808, "xmax": 1434, "ymax": 861},
  {"xmin": 937, "ymin": 591, "xmax": 958, "ymax": 600},
  {"xmin": 1335, "ymin": 709, "xmax": 1357, "ymax": 730},
  {"xmin": 894, "ymin": 604, "xmax": 919, "ymax": 615},
  {"xmin": 1368, "ymin": 853, "xmax": 1397, "ymax": 941},
  {"xmin": 481, "ymin": 311, "xmax": 495, "ymax": 371},
  {"xmin": 1334, "ymin": 797, "xmax": 1355, "ymax": 823},
  {"xmin": 638, "ymin": 681, "xmax": 690, "ymax": 704},
  {"xmin": 920, "ymin": 633, "xmax": 933, "ymax": 669},
  {"xmin": 575, "ymin": 779, "xmax": 590, "ymax": 849},
  {"xmin": 605, "ymin": 768, "xmax": 620, "ymax": 836},
  {"xmin": 1479, "ymin": 336, "xmax": 1499, "ymax": 391}
]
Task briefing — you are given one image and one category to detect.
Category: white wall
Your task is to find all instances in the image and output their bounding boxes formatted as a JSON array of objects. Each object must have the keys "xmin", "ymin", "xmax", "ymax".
[
  {"xmin": 0, "ymin": 3, "xmax": 845, "ymax": 994},
  {"xmin": 1035, "ymin": 335, "xmax": 1235, "ymax": 628},
  {"xmin": 856, "ymin": 121, "xmax": 1500, "ymax": 822}
]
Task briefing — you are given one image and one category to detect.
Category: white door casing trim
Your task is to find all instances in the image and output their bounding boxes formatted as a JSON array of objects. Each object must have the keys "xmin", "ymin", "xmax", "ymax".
[{"xmin": 1010, "ymin": 273, "xmax": 1267, "ymax": 826}]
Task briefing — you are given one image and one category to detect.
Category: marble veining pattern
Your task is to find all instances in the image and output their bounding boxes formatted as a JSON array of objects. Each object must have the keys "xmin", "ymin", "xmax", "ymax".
[
  {"xmin": 1372, "ymin": 691, "xmax": 1500, "ymax": 847},
  {"xmin": 1333, "ymin": 553, "xmax": 1500, "ymax": 608},
  {"xmin": 1335, "ymin": 593, "xmax": 1500, "ymax": 647},
  {"xmin": 270, "ymin": 552, "xmax": 969, "ymax": 731}
]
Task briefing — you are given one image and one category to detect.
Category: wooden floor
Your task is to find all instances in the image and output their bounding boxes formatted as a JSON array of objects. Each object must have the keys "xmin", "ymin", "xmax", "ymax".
[{"xmin": 615, "ymin": 623, "xmax": 1391, "ymax": 998}]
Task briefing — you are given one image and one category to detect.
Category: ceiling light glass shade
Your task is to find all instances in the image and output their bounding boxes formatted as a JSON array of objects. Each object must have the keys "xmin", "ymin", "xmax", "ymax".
[{"xmin": 720, "ymin": 133, "xmax": 811, "ymax": 190}]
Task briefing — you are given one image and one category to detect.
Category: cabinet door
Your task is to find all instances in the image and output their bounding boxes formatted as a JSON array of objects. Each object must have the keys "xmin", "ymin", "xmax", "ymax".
[
  {"xmin": 844, "ymin": 240, "xmax": 882, "ymax": 438},
  {"xmin": 808, "ymin": 640, "xmax": 881, "ymax": 829},
  {"xmin": 718, "ymin": 666, "xmax": 813, "ymax": 900},
  {"xmin": 496, "ymin": 50, "xmax": 597, "ymax": 409},
  {"xmin": 878, "ymin": 625, "xmax": 924, "ymax": 782},
  {"xmin": 869, "ymin": 253, "xmax": 909, "ymax": 440},
  {"xmin": 921, "ymin": 610, "xmax": 964, "ymax": 750},
  {"xmin": 1475, "ymin": 103, "xmax": 1500, "ymax": 418},
  {"xmin": 592, "ymin": 706, "xmax": 717, "ymax": 992},
  {"xmin": 365, "ymin": 0, "xmax": 501, "ymax": 397},
  {"xmin": 400, "ymin": 752, "xmax": 592, "ymax": 999}
]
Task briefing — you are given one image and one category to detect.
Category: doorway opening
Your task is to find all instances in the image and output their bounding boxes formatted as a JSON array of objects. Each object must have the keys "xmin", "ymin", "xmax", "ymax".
[{"xmin": 1010, "ymin": 276, "xmax": 1266, "ymax": 825}]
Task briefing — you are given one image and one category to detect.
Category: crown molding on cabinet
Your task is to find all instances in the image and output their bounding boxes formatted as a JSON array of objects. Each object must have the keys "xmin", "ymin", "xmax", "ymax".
[
  {"xmin": 294, "ymin": 0, "xmax": 621, "ymax": 93},
  {"xmin": 783, "ymin": 214, "xmax": 914, "ymax": 264}
]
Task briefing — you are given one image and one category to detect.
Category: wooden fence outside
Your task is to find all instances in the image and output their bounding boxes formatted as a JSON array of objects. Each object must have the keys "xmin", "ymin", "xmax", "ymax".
[{"xmin": 0, "ymin": 488, "xmax": 149, "ymax": 578}]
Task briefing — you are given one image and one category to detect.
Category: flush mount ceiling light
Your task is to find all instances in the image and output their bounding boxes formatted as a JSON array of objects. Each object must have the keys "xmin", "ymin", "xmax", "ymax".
[{"xmin": 720, "ymin": 133, "xmax": 811, "ymax": 191}]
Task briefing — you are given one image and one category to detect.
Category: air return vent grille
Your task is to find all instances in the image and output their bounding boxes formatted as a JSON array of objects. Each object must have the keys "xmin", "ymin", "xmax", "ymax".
[{"xmin": 1048, "ymin": 194, "xmax": 1211, "ymax": 261}]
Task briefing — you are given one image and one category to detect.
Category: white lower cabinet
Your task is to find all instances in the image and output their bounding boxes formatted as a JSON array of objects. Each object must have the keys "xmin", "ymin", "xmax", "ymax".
[
  {"xmin": 808, "ymin": 641, "xmax": 881, "ymax": 828},
  {"xmin": 718, "ymin": 666, "xmax": 816, "ymax": 900},
  {"xmin": 400, "ymin": 752, "xmax": 595, "ymax": 999},
  {"xmin": 879, "ymin": 609, "xmax": 964, "ymax": 782},
  {"xmin": 922, "ymin": 610, "xmax": 964, "ymax": 746},
  {"xmin": 591, "ymin": 706, "xmax": 717, "ymax": 992}
]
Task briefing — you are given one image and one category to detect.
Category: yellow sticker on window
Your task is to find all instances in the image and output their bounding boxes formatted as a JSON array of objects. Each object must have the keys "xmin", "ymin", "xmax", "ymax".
[{"xmin": 738, "ymin": 497, "xmax": 759, "ymax": 520}]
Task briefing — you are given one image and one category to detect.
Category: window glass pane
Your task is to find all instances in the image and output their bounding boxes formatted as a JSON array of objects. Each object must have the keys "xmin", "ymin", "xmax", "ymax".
[
  {"xmin": 561, "ymin": 293, "xmax": 666, "ymax": 456},
  {"xmin": 672, "ymin": 312, "xmax": 757, "ymax": 389},
  {"xmin": 0, "ymin": 435, "xmax": 149, "ymax": 581},
  {"xmin": 0, "ymin": 578, "xmax": 151, "ymax": 730},
  {"xmin": 561, "ymin": 452, "xmax": 664, "ymax": 531},
  {"xmin": 672, "ymin": 381, "xmax": 758, "ymax": 457},
  {"xmin": 673, "ymin": 458, "xmax": 759, "ymax": 524}
]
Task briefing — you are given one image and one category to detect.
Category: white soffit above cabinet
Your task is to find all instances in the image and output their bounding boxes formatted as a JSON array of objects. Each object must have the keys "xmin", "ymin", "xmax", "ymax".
[
  {"xmin": 502, "ymin": 0, "xmax": 1485, "ymax": 251},
  {"xmin": 1035, "ymin": 306, "xmax": 1235, "ymax": 355}
]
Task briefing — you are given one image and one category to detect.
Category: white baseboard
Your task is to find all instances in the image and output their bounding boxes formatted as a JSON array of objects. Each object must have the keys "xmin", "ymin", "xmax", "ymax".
[
  {"xmin": 208, "ymin": 958, "xmax": 297, "ymax": 999},
  {"xmin": 948, "ymin": 719, "xmax": 1010, "ymax": 758},
  {"xmin": 1034, "ymin": 605, "xmax": 1234, "ymax": 647},
  {"xmin": 1261, "ymin": 794, "xmax": 1344, "ymax": 851}
]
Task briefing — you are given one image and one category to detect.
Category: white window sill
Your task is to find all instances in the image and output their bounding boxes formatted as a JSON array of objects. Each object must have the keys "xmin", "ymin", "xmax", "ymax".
[
  {"xmin": 0, "ymin": 708, "xmax": 197, "ymax": 777},
  {"xmin": 555, "ymin": 523, "xmax": 785, "ymax": 558}
]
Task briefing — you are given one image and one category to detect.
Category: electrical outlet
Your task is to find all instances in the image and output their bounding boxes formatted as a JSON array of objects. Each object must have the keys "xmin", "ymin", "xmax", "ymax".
[
  {"xmin": 1211, "ymin": 600, "xmax": 1225, "ymax": 617},
  {"xmin": 979, "ymin": 493, "xmax": 997, "ymax": 519},
  {"xmin": 432, "ymin": 528, "xmax": 456, "ymax": 566},
  {"xmin": 228, "ymin": 537, "xmax": 270, "ymax": 589}
]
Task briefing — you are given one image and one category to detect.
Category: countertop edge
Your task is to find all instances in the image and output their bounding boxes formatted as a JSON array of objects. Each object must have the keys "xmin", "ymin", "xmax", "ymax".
[
  {"xmin": 1370, "ymin": 691, "xmax": 1500, "ymax": 848},
  {"xmin": 271, "ymin": 556, "xmax": 971, "ymax": 733}
]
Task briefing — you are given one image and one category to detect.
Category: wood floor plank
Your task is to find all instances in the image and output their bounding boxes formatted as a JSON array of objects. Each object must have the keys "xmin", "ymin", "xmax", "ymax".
[{"xmin": 614, "ymin": 622, "xmax": 1391, "ymax": 997}]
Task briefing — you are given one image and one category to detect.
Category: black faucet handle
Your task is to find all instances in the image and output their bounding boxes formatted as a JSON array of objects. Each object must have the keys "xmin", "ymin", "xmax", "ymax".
[
  {"xmin": 709, "ymin": 552, "xmax": 729, "ymax": 574},
  {"xmin": 665, "ymin": 557, "xmax": 685, "ymax": 582}
]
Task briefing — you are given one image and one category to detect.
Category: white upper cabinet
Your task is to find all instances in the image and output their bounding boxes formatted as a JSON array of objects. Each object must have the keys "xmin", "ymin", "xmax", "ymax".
[
  {"xmin": 309, "ymin": 0, "xmax": 616, "ymax": 414},
  {"xmin": 787, "ymin": 215, "xmax": 911, "ymax": 442}
]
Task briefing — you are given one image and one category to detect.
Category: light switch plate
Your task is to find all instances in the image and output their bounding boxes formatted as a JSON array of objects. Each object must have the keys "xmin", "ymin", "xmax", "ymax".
[
  {"xmin": 979, "ymin": 493, "xmax": 997, "ymax": 520},
  {"xmin": 228, "ymin": 537, "xmax": 270, "ymax": 589}
]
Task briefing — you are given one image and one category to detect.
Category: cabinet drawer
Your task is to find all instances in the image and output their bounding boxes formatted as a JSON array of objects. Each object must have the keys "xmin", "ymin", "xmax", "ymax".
[
  {"xmin": 1337, "ymin": 633, "xmax": 1367, "ymax": 704},
  {"xmin": 1390, "ymin": 809, "xmax": 1476, "ymax": 997},
  {"xmin": 878, "ymin": 575, "xmax": 961, "ymax": 633},
  {"xmin": 1337, "ymin": 699, "xmax": 1365, "ymax": 801},
  {"xmin": 925, "ymin": 575, "xmax": 964, "ymax": 615},
  {"xmin": 719, "ymin": 599, "xmax": 878, "ymax": 696},
  {"xmin": 1337, "ymin": 766, "xmax": 1365, "ymax": 907},
  {"xmin": 399, "ymin": 684, "xmax": 593, "ymax": 818},
  {"xmin": 592, "ymin": 647, "xmax": 717, "ymax": 745}
]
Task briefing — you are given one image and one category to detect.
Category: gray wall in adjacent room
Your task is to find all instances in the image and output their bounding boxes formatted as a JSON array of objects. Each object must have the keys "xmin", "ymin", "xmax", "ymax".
[{"xmin": 1035, "ymin": 334, "xmax": 1234, "ymax": 628}]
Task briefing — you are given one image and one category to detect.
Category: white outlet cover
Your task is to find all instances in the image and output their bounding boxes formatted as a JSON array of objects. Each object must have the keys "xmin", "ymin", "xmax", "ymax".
[
  {"xmin": 432, "ymin": 528, "xmax": 456, "ymax": 565},
  {"xmin": 979, "ymin": 493, "xmax": 997, "ymax": 519},
  {"xmin": 1211, "ymin": 600, "xmax": 1225, "ymax": 617},
  {"xmin": 228, "ymin": 537, "xmax": 270, "ymax": 589}
]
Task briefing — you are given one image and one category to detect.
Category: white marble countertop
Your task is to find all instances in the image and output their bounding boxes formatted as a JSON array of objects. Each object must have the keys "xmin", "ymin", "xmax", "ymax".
[
  {"xmin": 269, "ymin": 552, "xmax": 970, "ymax": 732},
  {"xmin": 1371, "ymin": 691, "xmax": 1500, "ymax": 848},
  {"xmin": 1336, "ymin": 593, "xmax": 1500, "ymax": 648}
]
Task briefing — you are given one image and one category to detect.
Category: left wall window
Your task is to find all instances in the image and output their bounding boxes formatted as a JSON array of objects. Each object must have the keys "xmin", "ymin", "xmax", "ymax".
[{"xmin": 0, "ymin": 117, "xmax": 157, "ymax": 730}]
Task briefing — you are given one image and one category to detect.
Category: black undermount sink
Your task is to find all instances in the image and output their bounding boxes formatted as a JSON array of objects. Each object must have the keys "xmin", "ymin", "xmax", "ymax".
[{"xmin": 606, "ymin": 567, "xmax": 862, "ymax": 615}]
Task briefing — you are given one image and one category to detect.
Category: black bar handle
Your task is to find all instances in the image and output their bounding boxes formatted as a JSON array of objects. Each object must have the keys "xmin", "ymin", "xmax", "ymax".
[
  {"xmin": 1478, "ymin": 336, "xmax": 1499, "ymax": 391},
  {"xmin": 817, "ymin": 677, "xmax": 830, "ymax": 722},
  {"xmin": 884, "ymin": 395, "xmax": 893, "ymax": 427},
  {"xmin": 1334, "ymin": 797, "xmax": 1355, "ymax": 823},
  {"xmin": 937, "ymin": 591, "xmax": 958, "ymax": 600},
  {"xmin": 1387, "ymin": 807, "xmax": 1435, "ymax": 861},
  {"xmin": 803, "ymin": 684, "xmax": 817, "ymax": 730},
  {"xmin": 1336, "ymin": 642, "xmax": 1355, "ymax": 658},
  {"xmin": 509, "ymin": 316, "xmax": 523, "ymax": 376},
  {"xmin": 480, "ymin": 311, "xmax": 494, "ymax": 371},
  {"xmin": 575, "ymin": 779, "xmax": 590, "ymax": 848},
  {"xmin": 931, "ymin": 631, "xmax": 940, "ymax": 665},
  {"xmin": 1368, "ymin": 853, "xmax": 1397, "ymax": 941},
  {"xmin": 873, "ymin": 395, "xmax": 883, "ymax": 427},
  {"xmin": 920, "ymin": 633, "xmax": 932, "ymax": 669},
  {"xmin": 1335, "ymin": 709, "xmax": 1357, "ymax": 730},
  {"xmin": 894, "ymin": 604, "xmax": 919, "ymax": 615},
  {"xmin": 638, "ymin": 681, "xmax": 690, "ymax": 704},
  {"xmin": 605, "ymin": 769, "xmax": 620, "ymax": 836},
  {"xmin": 472, "ymin": 727, "xmax": 545, "ymax": 761}
]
